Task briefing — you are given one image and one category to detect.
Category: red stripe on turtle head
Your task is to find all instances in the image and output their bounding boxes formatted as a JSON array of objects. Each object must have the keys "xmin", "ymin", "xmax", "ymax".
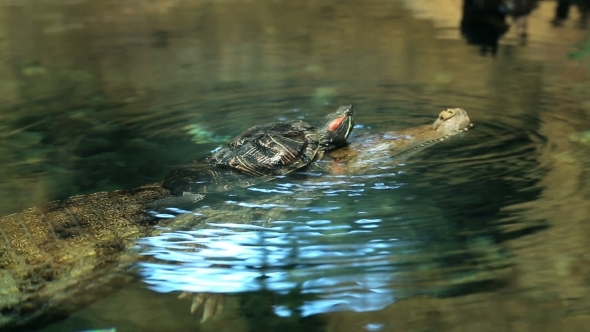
[{"xmin": 328, "ymin": 115, "xmax": 345, "ymax": 132}]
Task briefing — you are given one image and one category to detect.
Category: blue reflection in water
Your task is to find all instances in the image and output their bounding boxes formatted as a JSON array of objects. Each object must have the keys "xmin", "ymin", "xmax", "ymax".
[{"xmin": 138, "ymin": 212, "xmax": 406, "ymax": 317}]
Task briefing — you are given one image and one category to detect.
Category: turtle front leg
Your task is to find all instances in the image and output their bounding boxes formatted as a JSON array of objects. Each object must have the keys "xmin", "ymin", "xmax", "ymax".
[{"xmin": 178, "ymin": 291, "xmax": 225, "ymax": 323}]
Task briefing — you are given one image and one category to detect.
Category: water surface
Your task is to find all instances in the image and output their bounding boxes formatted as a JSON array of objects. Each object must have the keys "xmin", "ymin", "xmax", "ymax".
[{"xmin": 1, "ymin": 0, "xmax": 589, "ymax": 331}]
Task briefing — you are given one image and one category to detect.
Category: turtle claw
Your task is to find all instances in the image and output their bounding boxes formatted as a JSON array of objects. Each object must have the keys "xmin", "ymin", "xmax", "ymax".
[{"xmin": 179, "ymin": 291, "xmax": 225, "ymax": 323}]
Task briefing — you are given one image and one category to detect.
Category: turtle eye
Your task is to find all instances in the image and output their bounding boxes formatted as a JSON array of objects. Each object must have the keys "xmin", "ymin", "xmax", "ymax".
[{"xmin": 343, "ymin": 105, "xmax": 354, "ymax": 116}]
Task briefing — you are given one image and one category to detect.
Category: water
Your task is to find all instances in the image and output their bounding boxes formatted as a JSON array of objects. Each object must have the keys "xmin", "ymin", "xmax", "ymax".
[{"xmin": 1, "ymin": 0, "xmax": 589, "ymax": 331}]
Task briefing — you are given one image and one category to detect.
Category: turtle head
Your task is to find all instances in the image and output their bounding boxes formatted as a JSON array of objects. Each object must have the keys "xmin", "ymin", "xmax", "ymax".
[
  {"xmin": 432, "ymin": 108, "xmax": 471, "ymax": 134},
  {"xmin": 318, "ymin": 105, "xmax": 355, "ymax": 150}
]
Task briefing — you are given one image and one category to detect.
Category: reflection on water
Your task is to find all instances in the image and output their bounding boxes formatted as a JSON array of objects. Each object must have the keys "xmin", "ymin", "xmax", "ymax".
[{"xmin": 0, "ymin": 0, "xmax": 589, "ymax": 331}]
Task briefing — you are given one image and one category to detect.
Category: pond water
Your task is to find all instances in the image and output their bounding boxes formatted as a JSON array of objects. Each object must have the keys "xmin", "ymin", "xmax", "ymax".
[{"xmin": 1, "ymin": 1, "xmax": 589, "ymax": 332}]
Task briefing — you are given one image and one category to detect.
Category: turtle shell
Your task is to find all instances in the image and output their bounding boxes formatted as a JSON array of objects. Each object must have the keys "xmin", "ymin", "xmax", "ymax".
[
  {"xmin": 162, "ymin": 105, "xmax": 354, "ymax": 196},
  {"xmin": 163, "ymin": 120, "xmax": 320, "ymax": 195},
  {"xmin": 209, "ymin": 120, "xmax": 320, "ymax": 176}
]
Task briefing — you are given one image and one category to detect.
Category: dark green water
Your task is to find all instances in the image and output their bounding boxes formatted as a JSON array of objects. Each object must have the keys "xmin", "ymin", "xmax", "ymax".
[{"xmin": 1, "ymin": 1, "xmax": 590, "ymax": 331}]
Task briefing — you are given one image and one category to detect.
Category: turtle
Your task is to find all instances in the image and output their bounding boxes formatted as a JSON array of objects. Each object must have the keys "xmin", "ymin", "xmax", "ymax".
[{"xmin": 160, "ymin": 105, "xmax": 355, "ymax": 197}]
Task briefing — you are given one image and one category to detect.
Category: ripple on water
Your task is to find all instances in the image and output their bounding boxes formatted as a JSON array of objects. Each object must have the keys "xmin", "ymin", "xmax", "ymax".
[{"xmin": 138, "ymin": 111, "xmax": 547, "ymax": 318}]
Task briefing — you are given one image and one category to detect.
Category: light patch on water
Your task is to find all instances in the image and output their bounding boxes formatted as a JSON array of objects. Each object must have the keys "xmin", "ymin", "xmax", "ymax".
[
  {"xmin": 248, "ymin": 187, "xmax": 294, "ymax": 194},
  {"xmin": 371, "ymin": 182, "xmax": 401, "ymax": 190},
  {"xmin": 237, "ymin": 202, "xmax": 292, "ymax": 209},
  {"xmin": 355, "ymin": 218, "xmax": 382, "ymax": 224},
  {"xmin": 138, "ymin": 219, "xmax": 405, "ymax": 304},
  {"xmin": 365, "ymin": 323, "xmax": 386, "ymax": 331},
  {"xmin": 137, "ymin": 199, "xmax": 503, "ymax": 320},
  {"xmin": 273, "ymin": 282, "xmax": 396, "ymax": 317}
]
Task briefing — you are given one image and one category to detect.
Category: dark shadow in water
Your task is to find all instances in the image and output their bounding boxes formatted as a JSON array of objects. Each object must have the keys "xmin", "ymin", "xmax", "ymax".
[
  {"xmin": 238, "ymin": 289, "xmax": 327, "ymax": 332},
  {"xmin": 460, "ymin": 0, "xmax": 509, "ymax": 56},
  {"xmin": 460, "ymin": 0, "xmax": 540, "ymax": 55}
]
